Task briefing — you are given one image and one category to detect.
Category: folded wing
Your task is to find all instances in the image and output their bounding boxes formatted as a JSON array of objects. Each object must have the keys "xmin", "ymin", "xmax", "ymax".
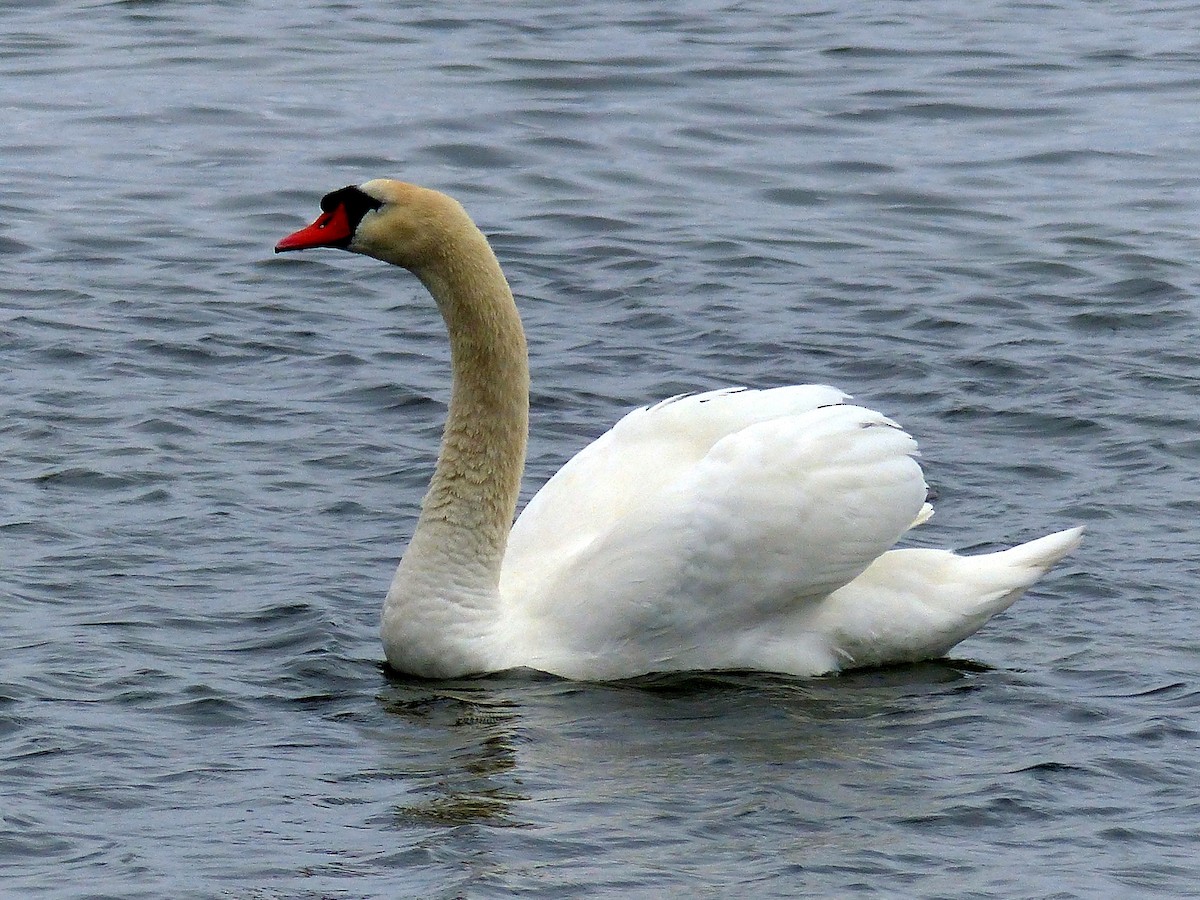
[{"xmin": 499, "ymin": 389, "xmax": 928, "ymax": 678}]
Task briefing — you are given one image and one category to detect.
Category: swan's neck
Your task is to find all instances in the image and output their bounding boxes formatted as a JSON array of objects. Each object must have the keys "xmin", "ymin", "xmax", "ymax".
[
  {"xmin": 384, "ymin": 224, "xmax": 529, "ymax": 674},
  {"xmin": 417, "ymin": 247, "xmax": 529, "ymax": 573}
]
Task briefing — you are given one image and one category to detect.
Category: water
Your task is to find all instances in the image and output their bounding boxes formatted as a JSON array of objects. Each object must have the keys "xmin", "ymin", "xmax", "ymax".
[{"xmin": 3, "ymin": 1, "xmax": 1199, "ymax": 897}]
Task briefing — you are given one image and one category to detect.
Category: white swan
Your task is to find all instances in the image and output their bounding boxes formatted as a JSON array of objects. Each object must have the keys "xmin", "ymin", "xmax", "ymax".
[{"xmin": 276, "ymin": 180, "xmax": 1082, "ymax": 680}]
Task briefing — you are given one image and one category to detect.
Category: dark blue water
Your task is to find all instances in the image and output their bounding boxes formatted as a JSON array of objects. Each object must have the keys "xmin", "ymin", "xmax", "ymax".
[{"xmin": 3, "ymin": 2, "xmax": 1198, "ymax": 897}]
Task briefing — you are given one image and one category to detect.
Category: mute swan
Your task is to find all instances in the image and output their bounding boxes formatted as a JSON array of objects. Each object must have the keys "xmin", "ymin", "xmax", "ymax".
[{"xmin": 275, "ymin": 180, "xmax": 1082, "ymax": 680}]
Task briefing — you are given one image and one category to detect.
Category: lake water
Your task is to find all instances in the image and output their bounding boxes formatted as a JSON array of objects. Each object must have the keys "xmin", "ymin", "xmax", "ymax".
[{"xmin": 3, "ymin": 1, "xmax": 1199, "ymax": 897}]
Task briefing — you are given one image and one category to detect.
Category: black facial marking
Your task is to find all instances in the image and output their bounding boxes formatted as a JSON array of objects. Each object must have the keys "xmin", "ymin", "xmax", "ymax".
[{"xmin": 319, "ymin": 184, "xmax": 384, "ymax": 236}]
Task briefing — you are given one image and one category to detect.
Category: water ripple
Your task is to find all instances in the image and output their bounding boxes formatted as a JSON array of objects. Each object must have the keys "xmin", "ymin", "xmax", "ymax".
[{"xmin": 2, "ymin": 0, "xmax": 1199, "ymax": 897}]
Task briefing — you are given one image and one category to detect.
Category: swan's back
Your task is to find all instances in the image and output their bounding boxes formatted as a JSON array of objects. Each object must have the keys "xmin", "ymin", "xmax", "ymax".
[{"xmin": 502, "ymin": 385, "xmax": 848, "ymax": 598}]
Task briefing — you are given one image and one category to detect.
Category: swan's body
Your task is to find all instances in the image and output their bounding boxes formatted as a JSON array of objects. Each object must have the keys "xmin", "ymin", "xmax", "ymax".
[{"xmin": 276, "ymin": 179, "xmax": 1082, "ymax": 680}]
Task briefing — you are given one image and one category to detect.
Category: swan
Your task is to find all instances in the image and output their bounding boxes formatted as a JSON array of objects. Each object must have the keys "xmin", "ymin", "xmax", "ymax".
[{"xmin": 275, "ymin": 179, "xmax": 1082, "ymax": 680}]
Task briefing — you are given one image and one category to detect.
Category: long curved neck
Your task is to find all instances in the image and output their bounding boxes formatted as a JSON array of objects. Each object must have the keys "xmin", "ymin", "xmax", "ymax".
[
  {"xmin": 387, "ymin": 222, "xmax": 529, "ymax": 637},
  {"xmin": 416, "ymin": 234, "xmax": 529, "ymax": 570}
]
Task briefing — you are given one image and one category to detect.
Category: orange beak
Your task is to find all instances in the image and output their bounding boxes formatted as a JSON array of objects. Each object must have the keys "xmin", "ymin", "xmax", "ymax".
[{"xmin": 275, "ymin": 204, "xmax": 353, "ymax": 253}]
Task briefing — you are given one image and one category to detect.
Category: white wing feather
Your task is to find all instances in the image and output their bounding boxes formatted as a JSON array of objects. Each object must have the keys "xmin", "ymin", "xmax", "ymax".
[
  {"xmin": 498, "ymin": 389, "xmax": 929, "ymax": 677},
  {"xmin": 502, "ymin": 385, "xmax": 848, "ymax": 599}
]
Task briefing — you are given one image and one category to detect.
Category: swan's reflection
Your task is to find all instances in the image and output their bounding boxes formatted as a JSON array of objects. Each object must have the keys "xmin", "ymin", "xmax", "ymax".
[
  {"xmin": 378, "ymin": 676, "xmax": 533, "ymax": 828},
  {"xmin": 375, "ymin": 659, "xmax": 985, "ymax": 832}
]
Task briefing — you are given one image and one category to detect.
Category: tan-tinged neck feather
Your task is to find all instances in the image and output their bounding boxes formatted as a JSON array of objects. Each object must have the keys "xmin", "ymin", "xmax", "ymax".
[
  {"xmin": 383, "ymin": 198, "xmax": 529, "ymax": 635},
  {"xmin": 414, "ymin": 225, "xmax": 529, "ymax": 566}
]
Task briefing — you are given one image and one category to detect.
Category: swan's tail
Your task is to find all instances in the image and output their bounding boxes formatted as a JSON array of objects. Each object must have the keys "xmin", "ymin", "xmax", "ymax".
[
  {"xmin": 967, "ymin": 525, "xmax": 1085, "ymax": 616},
  {"xmin": 817, "ymin": 526, "xmax": 1084, "ymax": 671}
]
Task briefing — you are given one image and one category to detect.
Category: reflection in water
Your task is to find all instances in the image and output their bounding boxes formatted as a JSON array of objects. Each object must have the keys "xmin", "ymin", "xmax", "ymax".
[
  {"xmin": 379, "ymin": 676, "xmax": 531, "ymax": 829},
  {"xmin": 368, "ymin": 661, "xmax": 1011, "ymax": 896},
  {"xmin": 375, "ymin": 659, "xmax": 983, "ymax": 833}
]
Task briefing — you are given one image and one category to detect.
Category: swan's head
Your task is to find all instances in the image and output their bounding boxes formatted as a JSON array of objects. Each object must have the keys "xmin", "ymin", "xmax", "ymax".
[{"xmin": 275, "ymin": 179, "xmax": 473, "ymax": 272}]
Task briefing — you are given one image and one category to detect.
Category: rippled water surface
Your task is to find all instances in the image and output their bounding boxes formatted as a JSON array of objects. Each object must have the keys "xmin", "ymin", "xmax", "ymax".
[{"xmin": 3, "ymin": 2, "xmax": 1199, "ymax": 897}]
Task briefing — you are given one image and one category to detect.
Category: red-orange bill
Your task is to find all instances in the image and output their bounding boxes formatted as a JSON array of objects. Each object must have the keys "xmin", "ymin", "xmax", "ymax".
[{"xmin": 275, "ymin": 204, "xmax": 352, "ymax": 253}]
